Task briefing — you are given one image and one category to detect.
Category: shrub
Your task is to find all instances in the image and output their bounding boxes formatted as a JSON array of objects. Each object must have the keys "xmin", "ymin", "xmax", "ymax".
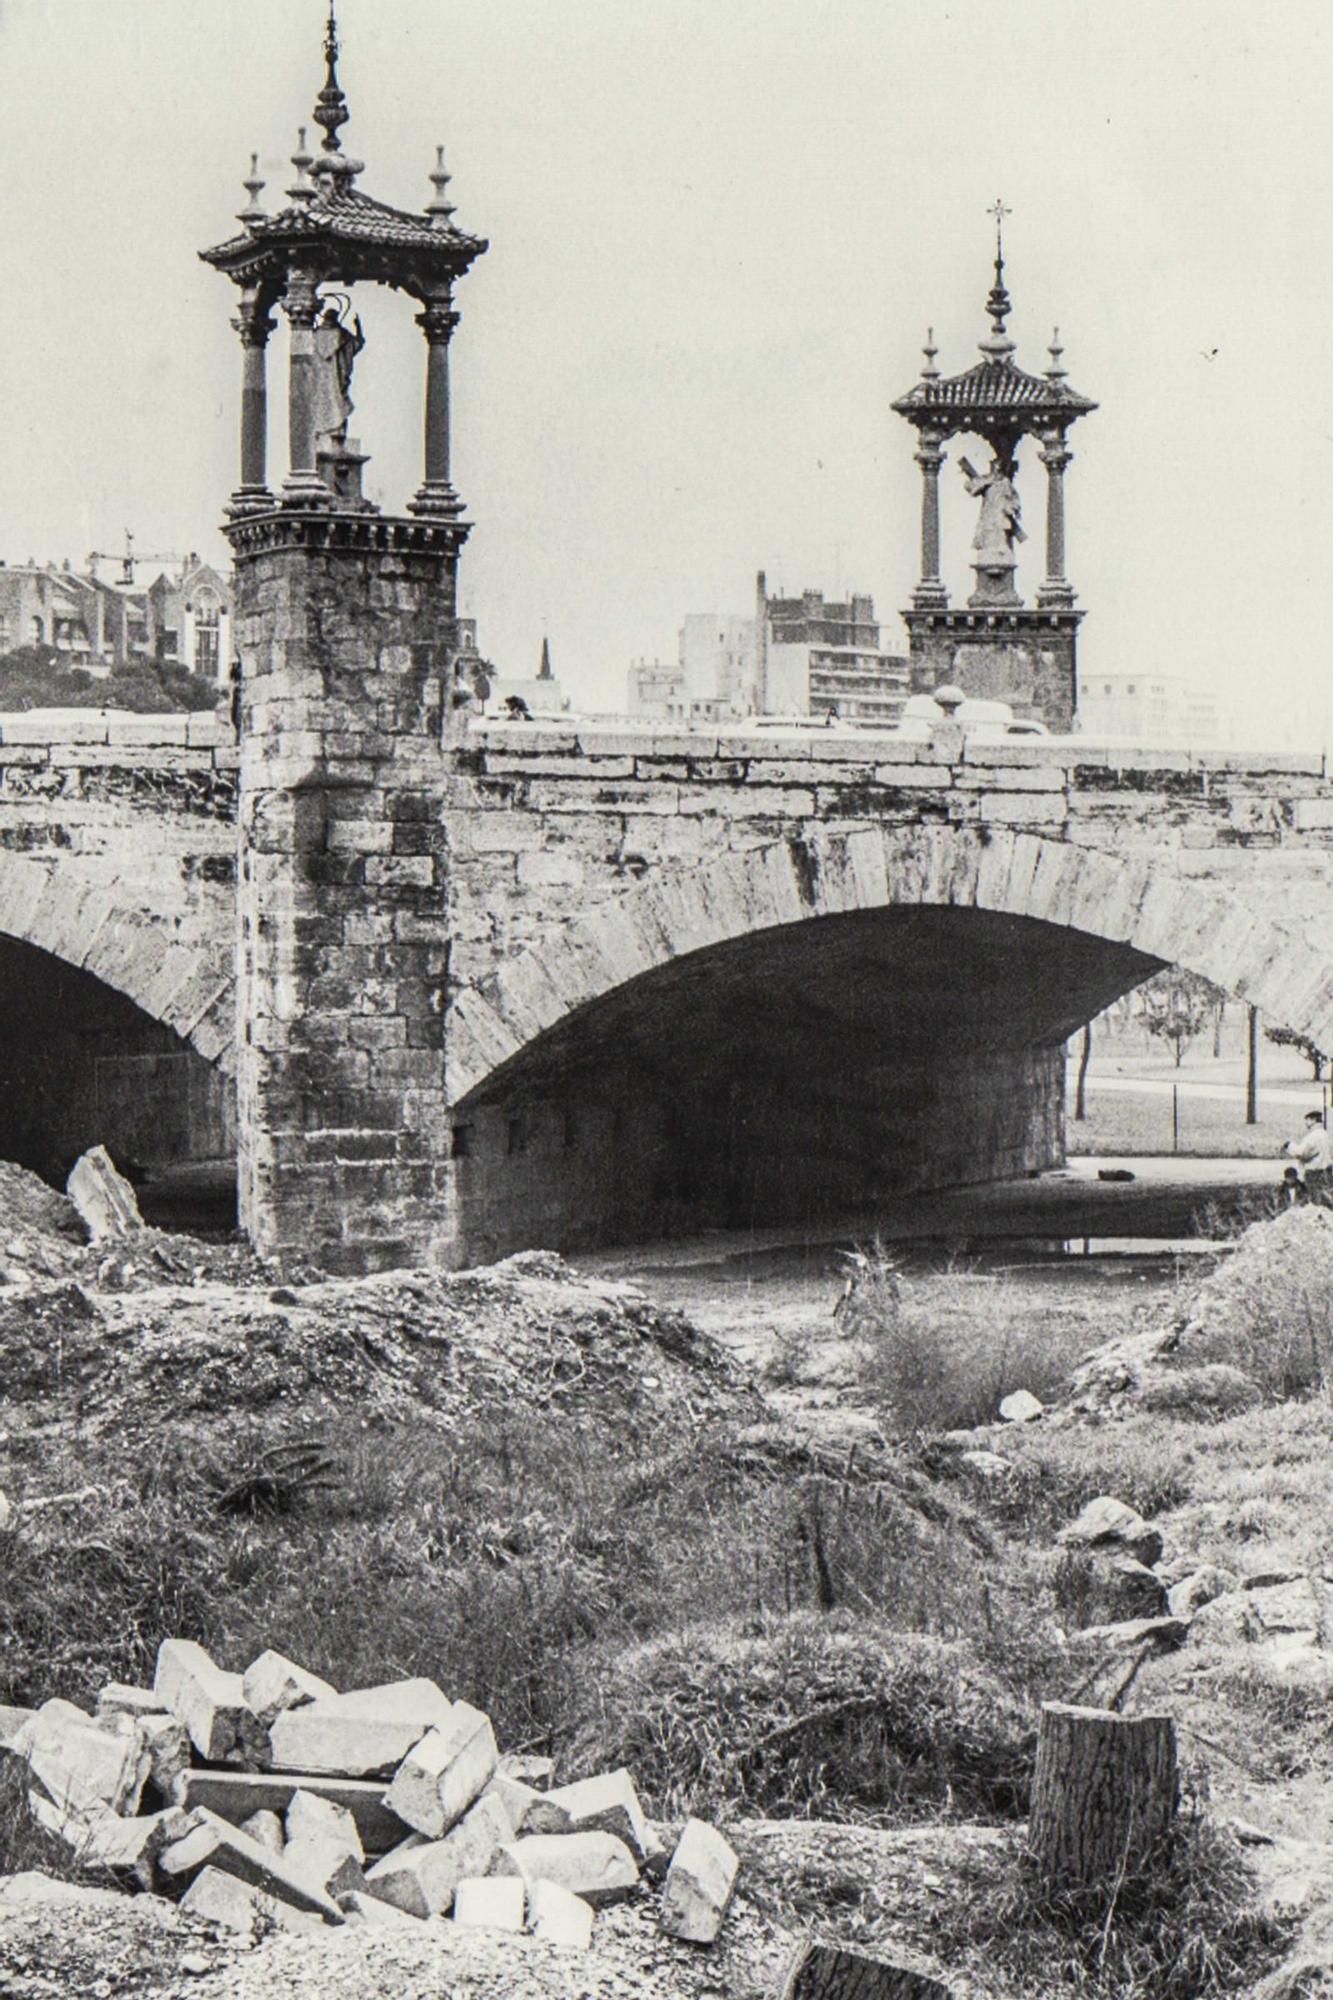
[
  {"xmin": 566, "ymin": 1610, "xmax": 1036, "ymax": 1823},
  {"xmin": 1171, "ymin": 1209, "xmax": 1333, "ymax": 1398}
]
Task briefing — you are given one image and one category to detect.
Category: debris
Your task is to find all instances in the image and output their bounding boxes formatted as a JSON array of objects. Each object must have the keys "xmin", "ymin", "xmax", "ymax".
[
  {"xmin": 66, "ymin": 1146, "xmax": 144, "ymax": 1243},
  {"xmin": 659, "ymin": 1817, "xmax": 738, "ymax": 1942},
  {"xmin": 179, "ymin": 1863, "xmax": 327, "ymax": 1936},
  {"xmin": 363, "ymin": 1792, "xmax": 511, "ymax": 1917},
  {"xmin": 158, "ymin": 1805, "xmax": 345, "ymax": 1922}
]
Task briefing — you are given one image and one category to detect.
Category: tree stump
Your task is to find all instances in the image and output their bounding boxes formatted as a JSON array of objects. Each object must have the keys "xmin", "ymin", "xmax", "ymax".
[
  {"xmin": 1027, "ymin": 1701, "xmax": 1178, "ymax": 1885},
  {"xmin": 776, "ymin": 1939, "xmax": 953, "ymax": 1999}
]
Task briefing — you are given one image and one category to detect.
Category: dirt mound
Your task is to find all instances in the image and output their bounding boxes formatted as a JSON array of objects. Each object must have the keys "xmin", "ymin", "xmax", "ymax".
[
  {"xmin": 0, "ymin": 1253, "xmax": 759, "ymax": 1444},
  {"xmin": 1068, "ymin": 1206, "xmax": 1333, "ymax": 1415}
]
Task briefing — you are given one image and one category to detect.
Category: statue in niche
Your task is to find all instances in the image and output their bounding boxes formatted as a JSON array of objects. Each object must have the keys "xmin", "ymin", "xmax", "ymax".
[
  {"xmin": 311, "ymin": 295, "xmax": 365, "ymax": 448},
  {"xmin": 959, "ymin": 455, "xmax": 1026, "ymax": 560}
]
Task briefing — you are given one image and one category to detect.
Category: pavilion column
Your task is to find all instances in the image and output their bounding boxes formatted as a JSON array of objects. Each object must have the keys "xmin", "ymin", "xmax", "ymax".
[
  {"xmin": 409, "ymin": 294, "xmax": 462, "ymax": 517},
  {"xmin": 1038, "ymin": 431, "xmax": 1075, "ymax": 605},
  {"xmin": 281, "ymin": 268, "xmax": 329, "ymax": 503},
  {"xmin": 229, "ymin": 293, "xmax": 275, "ymax": 512},
  {"xmin": 912, "ymin": 432, "xmax": 949, "ymax": 608}
]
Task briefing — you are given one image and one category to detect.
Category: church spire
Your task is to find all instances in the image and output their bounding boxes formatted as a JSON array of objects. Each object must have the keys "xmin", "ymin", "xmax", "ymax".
[
  {"xmin": 538, "ymin": 635, "xmax": 553, "ymax": 681},
  {"xmin": 978, "ymin": 198, "xmax": 1016, "ymax": 364}
]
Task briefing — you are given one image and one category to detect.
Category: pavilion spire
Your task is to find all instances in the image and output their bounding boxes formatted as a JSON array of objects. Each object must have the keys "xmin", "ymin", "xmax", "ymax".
[
  {"xmin": 313, "ymin": 1, "xmax": 350, "ymax": 155},
  {"xmin": 979, "ymin": 198, "xmax": 1016, "ymax": 363}
]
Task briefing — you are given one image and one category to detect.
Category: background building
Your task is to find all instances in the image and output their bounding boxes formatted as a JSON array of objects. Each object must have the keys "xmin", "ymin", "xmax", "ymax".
[
  {"xmin": 626, "ymin": 571, "xmax": 907, "ymax": 724},
  {"xmin": 0, "ymin": 554, "xmax": 232, "ymax": 686},
  {"xmin": 1075, "ymin": 669, "xmax": 1224, "ymax": 747}
]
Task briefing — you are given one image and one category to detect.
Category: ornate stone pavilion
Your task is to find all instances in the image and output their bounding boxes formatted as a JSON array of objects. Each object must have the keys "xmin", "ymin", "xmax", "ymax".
[{"xmin": 892, "ymin": 208, "xmax": 1096, "ymax": 730}]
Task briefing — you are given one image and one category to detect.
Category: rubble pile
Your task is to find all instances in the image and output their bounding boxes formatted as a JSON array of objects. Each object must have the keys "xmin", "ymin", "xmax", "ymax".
[{"xmin": 0, "ymin": 1640, "xmax": 739, "ymax": 1957}]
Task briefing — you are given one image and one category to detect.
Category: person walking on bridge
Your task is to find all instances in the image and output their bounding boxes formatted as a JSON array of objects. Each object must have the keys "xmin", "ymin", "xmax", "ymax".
[{"xmin": 1284, "ymin": 1109, "xmax": 1333, "ymax": 1205}]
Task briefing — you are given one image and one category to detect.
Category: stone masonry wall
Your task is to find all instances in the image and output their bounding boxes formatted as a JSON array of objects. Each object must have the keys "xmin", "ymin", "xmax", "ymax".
[{"xmin": 230, "ymin": 519, "xmax": 462, "ymax": 1274}]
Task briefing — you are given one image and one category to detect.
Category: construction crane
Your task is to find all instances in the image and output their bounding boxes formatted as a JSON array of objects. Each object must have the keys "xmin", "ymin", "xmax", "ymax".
[{"xmin": 86, "ymin": 531, "xmax": 190, "ymax": 588}]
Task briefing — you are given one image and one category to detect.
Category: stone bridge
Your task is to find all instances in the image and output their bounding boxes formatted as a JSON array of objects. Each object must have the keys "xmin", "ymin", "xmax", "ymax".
[{"xmin": 4, "ymin": 702, "xmax": 1333, "ymax": 1257}]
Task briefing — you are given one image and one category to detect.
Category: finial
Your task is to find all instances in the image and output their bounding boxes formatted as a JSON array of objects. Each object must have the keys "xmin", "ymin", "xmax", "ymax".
[
  {"xmin": 287, "ymin": 126, "xmax": 316, "ymax": 204},
  {"xmin": 237, "ymin": 152, "xmax": 267, "ymax": 228},
  {"xmin": 921, "ymin": 325, "xmax": 939, "ymax": 381},
  {"xmin": 1046, "ymin": 326, "xmax": 1067, "ymax": 381},
  {"xmin": 426, "ymin": 145, "xmax": 456, "ymax": 224},
  {"xmin": 313, "ymin": 1, "xmax": 350, "ymax": 154},
  {"xmin": 978, "ymin": 197, "xmax": 1016, "ymax": 363}
]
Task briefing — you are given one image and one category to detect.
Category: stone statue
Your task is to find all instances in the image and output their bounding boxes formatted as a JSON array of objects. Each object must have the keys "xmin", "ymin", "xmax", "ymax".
[
  {"xmin": 959, "ymin": 455, "xmax": 1026, "ymax": 559},
  {"xmin": 311, "ymin": 300, "xmax": 365, "ymax": 447}
]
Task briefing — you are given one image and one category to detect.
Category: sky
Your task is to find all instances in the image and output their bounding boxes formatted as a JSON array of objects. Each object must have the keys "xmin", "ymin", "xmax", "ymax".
[{"xmin": 1, "ymin": 0, "xmax": 1331, "ymax": 741}]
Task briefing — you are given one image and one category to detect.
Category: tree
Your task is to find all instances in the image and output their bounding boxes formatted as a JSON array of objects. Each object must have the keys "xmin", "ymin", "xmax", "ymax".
[
  {"xmin": 1265, "ymin": 1022, "xmax": 1329, "ymax": 1081},
  {"xmin": 1134, "ymin": 968, "xmax": 1226, "ymax": 1068}
]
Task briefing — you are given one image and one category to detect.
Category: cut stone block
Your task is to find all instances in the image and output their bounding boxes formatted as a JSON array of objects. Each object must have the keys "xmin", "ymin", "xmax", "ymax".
[
  {"xmin": 96, "ymin": 1684, "xmax": 170, "ymax": 1723},
  {"xmin": 528, "ymin": 1877, "xmax": 594, "ymax": 1950},
  {"xmin": 268, "ymin": 1680, "xmax": 450, "ymax": 1779},
  {"xmin": 453, "ymin": 1875, "xmax": 525, "ymax": 1931},
  {"xmin": 483, "ymin": 1773, "xmax": 544, "ymax": 1836},
  {"xmin": 384, "ymin": 1701, "xmax": 497, "ymax": 1837},
  {"xmin": 66, "ymin": 1146, "xmax": 144, "ymax": 1242},
  {"xmin": 659, "ymin": 1817, "xmax": 738, "ymax": 1942},
  {"xmin": 180, "ymin": 1864, "xmax": 329, "ymax": 1936},
  {"xmin": 20, "ymin": 1699, "xmax": 151, "ymax": 1816},
  {"xmin": 158, "ymin": 1806, "xmax": 344, "ymax": 1922},
  {"xmin": 154, "ymin": 1639, "xmax": 270, "ymax": 1767},
  {"xmin": 71, "ymin": 1805, "xmax": 192, "ymax": 1891},
  {"xmin": 491, "ymin": 1831, "xmax": 639, "ymax": 1908},
  {"xmin": 139, "ymin": 1712, "xmax": 191, "ymax": 1797},
  {"xmin": 364, "ymin": 1793, "xmax": 511, "ymax": 1919},
  {"xmin": 238, "ymin": 1809, "xmax": 285, "ymax": 1853},
  {"xmin": 285, "ymin": 1787, "xmax": 363, "ymax": 1860},
  {"xmin": 339, "ymin": 1889, "xmax": 429, "ymax": 1927},
  {"xmin": 284, "ymin": 1832, "xmax": 367, "ymax": 1901},
  {"xmin": 0, "ymin": 1704, "xmax": 35, "ymax": 1750},
  {"xmin": 498, "ymin": 1752, "xmax": 555, "ymax": 1790},
  {"xmin": 171, "ymin": 1768, "xmax": 410, "ymax": 1854},
  {"xmin": 529, "ymin": 1768, "xmax": 655, "ymax": 1866},
  {"xmin": 242, "ymin": 1650, "xmax": 337, "ymax": 1729}
]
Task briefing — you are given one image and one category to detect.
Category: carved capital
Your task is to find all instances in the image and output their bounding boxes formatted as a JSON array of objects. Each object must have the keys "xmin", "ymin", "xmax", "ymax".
[
  {"xmin": 915, "ymin": 443, "xmax": 946, "ymax": 473},
  {"xmin": 281, "ymin": 270, "xmax": 320, "ymax": 327},
  {"xmin": 416, "ymin": 303, "xmax": 460, "ymax": 346},
  {"xmin": 232, "ymin": 309, "xmax": 276, "ymax": 349}
]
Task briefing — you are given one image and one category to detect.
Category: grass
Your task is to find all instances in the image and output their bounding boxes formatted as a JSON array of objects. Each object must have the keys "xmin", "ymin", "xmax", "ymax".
[
  {"xmin": 846, "ymin": 1247, "xmax": 1138, "ymax": 1432},
  {"xmin": 1068, "ymin": 1087, "xmax": 1294, "ymax": 1159}
]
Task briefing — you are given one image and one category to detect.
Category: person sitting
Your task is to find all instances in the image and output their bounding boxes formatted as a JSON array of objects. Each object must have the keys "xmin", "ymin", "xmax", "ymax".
[{"xmin": 504, "ymin": 694, "xmax": 531, "ymax": 721}]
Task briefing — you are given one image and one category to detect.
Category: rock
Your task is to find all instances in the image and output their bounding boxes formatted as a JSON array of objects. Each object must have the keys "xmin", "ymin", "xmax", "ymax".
[
  {"xmin": 1070, "ymin": 1615, "xmax": 1190, "ymax": 1651},
  {"xmin": 491, "ymin": 1831, "xmax": 640, "ymax": 1908},
  {"xmin": 179, "ymin": 1864, "xmax": 329, "ymax": 1936},
  {"xmin": 1247, "ymin": 1577, "xmax": 1322, "ymax": 1636},
  {"xmin": 1058, "ymin": 1495, "xmax": 1164, "ymax": 1567},
  {"xmin": 268, "ymin": 1680, "xmax": 450, "ymax": 1780},
  {"xmin": 158, "ymin": 1806, "xmax": 345, "ymax": 1922},
  {"xmin": 998, "ymin": 1389, "xmax": 1043, "ymax": 1424},
  {"xmin": 154, "ymin": 1639, "xmax": 269, "ymax": 1767},
  {"xmin": 363, "ymin": 1793, "xmax": 511, "ymax": 1919},
  {"xmin": 66, "ymin": 1146, "xmax": 144, "ymax": 1242},
  {"xmin": 659, "ymin": 1817, "xmax": 738, "ymax": 1943},
  {"xmin": 384, "ymin": 1701, "xmax": 498, "ymax": 1837},
  {"xmin": 1190, "ymin": 1590, "xmax": 1259, "ymax": 1645},
  {"xmin": 242, "ymin": 1650, "xmax": 337, "ymax": 1729},
  {"xmin": 497, "ymin": 1752, "xmax": 555, "ymax": 1790},
  {"xmin": 1071, "ymin": 1553, "xmax": 1169, "ymax": 1626},
  {"xmin": 43, "ymin": 1802, "xmax": 193, "ymax": 1890},
  {"xmin": 528, "ymin": 1877, "xmax": 594, "ymax": 1949},
  {"xmin": 482, "ymin": 1773, "xmax": 545, "ymax": 1835},
  {"xmin": 1250, "ymin": 1634, "xmax": 1333, "ymax": 1694},
  {"xmin": 285, "ymin": 1787, "xmax": 364, "ymax": 1860},
  {"xmin": 171, "ymin": 1768, "xmax": 411, "ymax": 1854},
  {"xmin": 238, "ymin": 1809, "xmax": 285, "ymax": 1853},
  {"xmin": 96, "ymin": 1684, "xmax": 171, "ymax": 1723},
  {"xmin": 1166, "ymin": 1567, "xmax": 1236, "ymax": 1619},
  {"xmin": 139, "ymin": 1711, "xmax": 192, "ymax": 1798},
  {"xmin": 0, "ymin": 1704, "xmax": 35, "ymax": 1750},
  {"xmin": 283, "ymin": 1833, "xmax": 367, "ymax": 1901},
  {"xmin": 0, "ymin": 1490, "xmax": 10, "ymax": 1530},
  {"xmin": 338, "ymin": 1889, "xmax": 428, "ymax": 1927},
  {"xmin": 527, "ymin": 1768, "xmax": 659, "ymax": 1871},
  {"xmin": 453, "ymin": 1875, "xmax": 526, "ymax": 1931},
  {"xmin": 19, "ymin": 1698, "xmax": 152, "ymax": 1816}
]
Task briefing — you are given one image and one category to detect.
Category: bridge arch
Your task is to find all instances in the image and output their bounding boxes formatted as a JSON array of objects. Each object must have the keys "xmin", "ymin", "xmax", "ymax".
[
  {"xmin": 0, "ymin": 850, "xmax": 234, "ymax": 1069},
  {"xmin": 448, "ymin": 821, "xmax": 1333, "ymax": 1109}
]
